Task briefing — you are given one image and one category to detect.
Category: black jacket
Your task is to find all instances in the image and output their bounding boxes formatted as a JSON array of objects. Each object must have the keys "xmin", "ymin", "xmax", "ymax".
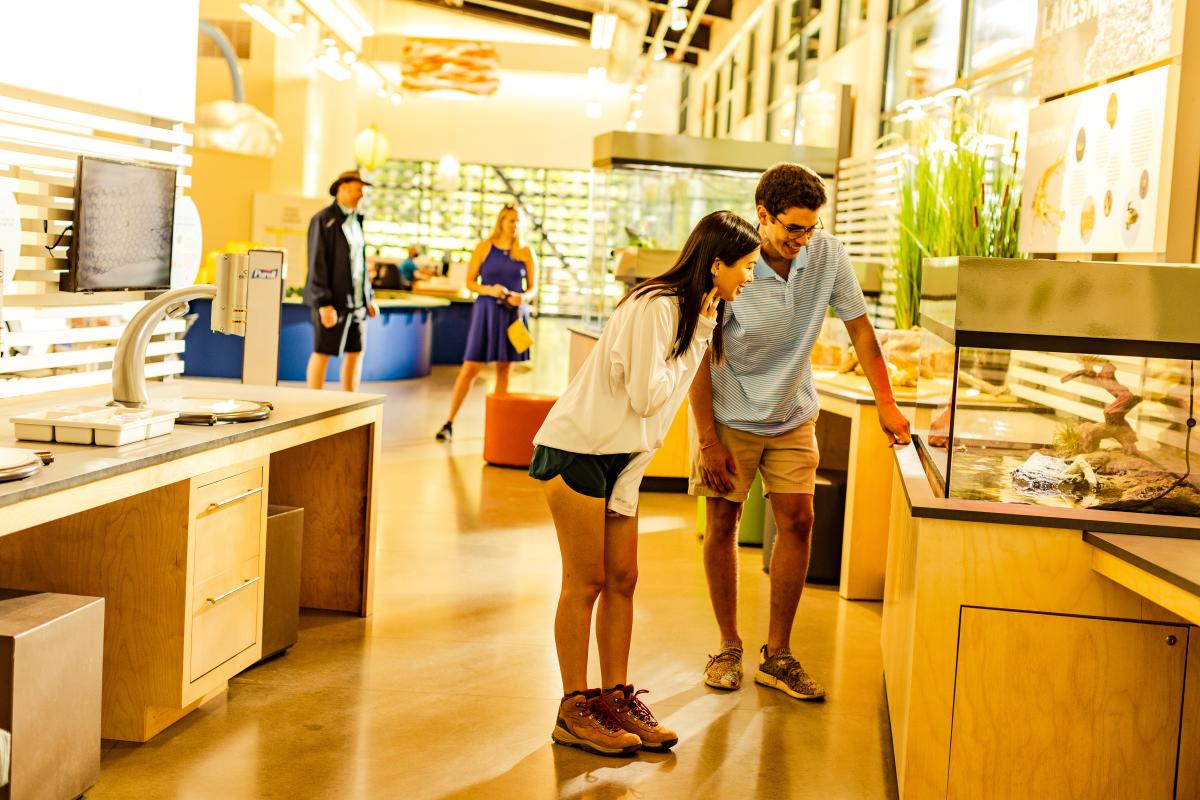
[{"xmin": 303, "ymin": 202, "xmax": 374, "ymax": 311}]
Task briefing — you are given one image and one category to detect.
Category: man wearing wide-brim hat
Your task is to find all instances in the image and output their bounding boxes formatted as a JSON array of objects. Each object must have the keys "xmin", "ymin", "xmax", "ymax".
[{"xmin": 302, "ymin": 170, "xmax": 379, "ymax": 391}]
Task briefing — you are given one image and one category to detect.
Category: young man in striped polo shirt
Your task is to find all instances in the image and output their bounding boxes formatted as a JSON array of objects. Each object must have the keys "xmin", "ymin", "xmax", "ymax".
[{"xmin": 690, "ymin": 163, "xmax": 911, "ymax": 700}]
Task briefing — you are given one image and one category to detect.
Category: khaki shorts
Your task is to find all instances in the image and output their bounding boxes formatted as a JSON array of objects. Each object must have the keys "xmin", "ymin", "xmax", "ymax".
[{"xmin": 689, "ymin": 417, "xmax": 819, "ymax": 501}]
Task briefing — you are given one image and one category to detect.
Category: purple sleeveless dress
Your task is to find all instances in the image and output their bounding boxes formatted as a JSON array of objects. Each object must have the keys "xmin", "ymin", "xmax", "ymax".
[{"xmin": 462, "ymin": 244, "xmax": 532, "ymax": 362}]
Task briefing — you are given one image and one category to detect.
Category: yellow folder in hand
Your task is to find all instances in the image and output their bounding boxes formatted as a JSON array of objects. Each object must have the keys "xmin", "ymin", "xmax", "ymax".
[{"xmin": 507, "ymin": 318, "xmax": 533, "ymax": 354}]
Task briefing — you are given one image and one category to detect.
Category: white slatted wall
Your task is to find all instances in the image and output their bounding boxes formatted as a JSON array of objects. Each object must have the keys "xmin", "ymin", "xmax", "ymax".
[
  {"xmin": 0, "ymin": 89, "xmax": 191, "ymax": 399},
  {"xmin": 833, "ymin": 144, "xmax": 905, "ymax": 329},
  {"xmin": 1006, "ymin": 352, "xmax": 1199, "ymax": 458}
]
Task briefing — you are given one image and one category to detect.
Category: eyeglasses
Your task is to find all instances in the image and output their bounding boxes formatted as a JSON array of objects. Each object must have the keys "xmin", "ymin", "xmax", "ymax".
[{"xmin": 771, "ymin": 215, "xmax": 823, "ymax": 240}]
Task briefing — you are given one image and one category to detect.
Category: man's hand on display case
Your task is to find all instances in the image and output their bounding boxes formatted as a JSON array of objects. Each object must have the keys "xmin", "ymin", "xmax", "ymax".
[
  {"xmin": 877, "ymin": 402, "xmax": 912, "ymax": 448},
  {"xmin": 366, "ymin": 301, "xmax": 379, "ymax": 318},
  {"xmin": 319, "ymin": 305, "xmax": 337, "ymax": 328}
]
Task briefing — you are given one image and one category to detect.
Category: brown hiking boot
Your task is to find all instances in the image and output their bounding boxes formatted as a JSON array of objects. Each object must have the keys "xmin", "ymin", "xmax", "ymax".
[
  {"xmin": 755, "ymin": 645, "xmax": 826, "ymax": 701},
  {"xmin": 601, "ymin": 685, "xmax": 679, "ymax": 751},
  {"xmin": 703, "ymin": 641, "xmax": 744, "ymax": 690},
  {"xmin": 552, "ymin": 690, "xmax": 642, "ymax": 756}
]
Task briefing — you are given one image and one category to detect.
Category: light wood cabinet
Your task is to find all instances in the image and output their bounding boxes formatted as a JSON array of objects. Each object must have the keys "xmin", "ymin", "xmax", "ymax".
[
  {"xmin": 186, "ymin": 464, "xmax": 267, "ymax": 685},
  {"xmin": 947, "ymin": 608, "xmax": 1189, "ymax": 799},
  {"xmin": 0, "ymin": 458, "xmax": 269, "ymax": 741},
  {"xmin": 883, "ymin": 452, "xmax": 1200, "ymax": 800}
]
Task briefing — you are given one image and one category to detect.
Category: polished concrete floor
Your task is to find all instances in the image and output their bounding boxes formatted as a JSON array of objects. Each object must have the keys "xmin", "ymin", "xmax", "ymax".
[{"xmin": 93, "ymin": 320, "xmax": 898, "ymax": 800}]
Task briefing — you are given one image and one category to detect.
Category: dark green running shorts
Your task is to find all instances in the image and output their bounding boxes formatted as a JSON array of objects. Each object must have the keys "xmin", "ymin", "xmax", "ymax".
[{"xmin": 528, "ymin": 445, "xmax": 632, "ymax": 500}]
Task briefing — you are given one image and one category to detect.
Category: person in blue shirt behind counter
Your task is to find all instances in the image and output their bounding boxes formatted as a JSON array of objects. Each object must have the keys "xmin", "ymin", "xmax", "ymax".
[{"xmin": 399, "ymin": 245, "xmax": 430, "ymax": 286}]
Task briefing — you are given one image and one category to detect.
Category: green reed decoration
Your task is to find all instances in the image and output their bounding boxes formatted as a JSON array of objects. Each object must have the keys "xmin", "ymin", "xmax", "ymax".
[{"xmin": 893, "ymin": 95, "xmax": 1023, "ymax": 330}]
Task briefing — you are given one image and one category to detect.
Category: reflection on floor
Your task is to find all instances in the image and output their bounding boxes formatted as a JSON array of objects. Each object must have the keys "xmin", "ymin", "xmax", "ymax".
[{"xmin": 92, "ymin": 318, "xmax": 898, "ymax": 799}]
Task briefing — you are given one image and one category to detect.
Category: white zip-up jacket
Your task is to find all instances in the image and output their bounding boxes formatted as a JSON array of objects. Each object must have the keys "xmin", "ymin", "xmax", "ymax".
[{"xmin": 534, "ymin": 291, "xmax": 715, "ymax": 514}]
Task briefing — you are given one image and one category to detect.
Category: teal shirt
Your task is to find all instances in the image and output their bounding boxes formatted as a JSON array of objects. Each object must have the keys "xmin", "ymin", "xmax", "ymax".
[
  {"xmin": 400, "ymin": 258, "xmax": 418, "ymax": 282},
  {"xmin": 338, "ymin": 202, "xmax": 366, "ymax": 308}
]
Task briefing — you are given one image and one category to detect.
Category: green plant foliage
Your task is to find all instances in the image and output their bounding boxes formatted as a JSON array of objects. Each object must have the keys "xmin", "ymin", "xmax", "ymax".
[{"xmin": 893, "ymin": 95, "xmax": 1024, "ymax": 330}]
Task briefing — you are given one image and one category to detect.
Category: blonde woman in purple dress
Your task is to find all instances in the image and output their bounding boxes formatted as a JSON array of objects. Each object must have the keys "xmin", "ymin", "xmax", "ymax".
[{"xmin": 436, "ymin": 204, "xmax": 537, "ymax": 441}]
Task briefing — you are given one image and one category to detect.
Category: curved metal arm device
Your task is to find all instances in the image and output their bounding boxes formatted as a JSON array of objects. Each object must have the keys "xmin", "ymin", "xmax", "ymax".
[{"xmin": 112, "ymin": 285, "xmax": 217, "ymax": 408}]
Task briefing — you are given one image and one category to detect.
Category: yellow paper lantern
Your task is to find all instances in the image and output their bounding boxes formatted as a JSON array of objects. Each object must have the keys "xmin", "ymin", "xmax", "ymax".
[{"xmin": 354, "ymin": 124, "xmax": 390, "ymax": 171}]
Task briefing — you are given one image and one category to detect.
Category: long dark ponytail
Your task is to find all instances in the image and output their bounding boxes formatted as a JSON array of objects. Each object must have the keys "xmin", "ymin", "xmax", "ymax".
[{"xmin": 621, "ymin": 210, "xmax": 760, "ymax": 363}]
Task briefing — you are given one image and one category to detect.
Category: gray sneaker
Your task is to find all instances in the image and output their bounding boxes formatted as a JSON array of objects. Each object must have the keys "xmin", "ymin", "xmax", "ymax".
[
  {"xmin": 754, "ymin": 645, "xmax": 825, "ymax": 701},
  {"xmin": 703, "ymin": 641, "xmax": 744, "ymax": 690}
]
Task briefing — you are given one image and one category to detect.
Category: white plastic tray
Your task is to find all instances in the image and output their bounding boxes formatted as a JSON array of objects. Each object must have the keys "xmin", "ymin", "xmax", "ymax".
[{"xmin": 11, "ymin": 405, "xmax": 178, "ymax": 447}]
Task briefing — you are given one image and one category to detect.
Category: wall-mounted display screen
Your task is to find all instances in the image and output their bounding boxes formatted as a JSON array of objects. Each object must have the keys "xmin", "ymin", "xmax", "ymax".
[{"xmin": 64, "ymin": 156, "xmax": 177, "ymax": 292}]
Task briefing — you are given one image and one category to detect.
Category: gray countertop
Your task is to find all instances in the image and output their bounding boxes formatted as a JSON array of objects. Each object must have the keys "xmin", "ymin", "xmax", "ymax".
[
  {"xmin": 1085, "ymin": 531, "xmax": 1200, "ymax": 597},
  {"xmin": 0, "ymin": 380, "xmax": 384, "ymax": 509}
]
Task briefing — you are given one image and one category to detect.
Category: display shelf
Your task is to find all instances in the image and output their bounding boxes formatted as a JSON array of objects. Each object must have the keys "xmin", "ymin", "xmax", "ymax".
[{"xmin": 362, "ymin": 159, "xmax": 594, "ymax": 316}]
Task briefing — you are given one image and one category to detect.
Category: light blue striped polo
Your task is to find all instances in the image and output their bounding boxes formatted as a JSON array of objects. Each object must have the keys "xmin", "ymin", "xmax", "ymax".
[{"xmin": 711, "ymin": 232, "xmax": 868, "ymax": 435}]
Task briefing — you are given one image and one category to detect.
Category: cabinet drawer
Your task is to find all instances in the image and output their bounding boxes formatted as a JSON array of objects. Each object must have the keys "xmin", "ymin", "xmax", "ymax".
[
  {"xmin": 191, "ymin": 555, "xmax": 260, "ymax": 681},
  {"xmin": 193, "ymin": 467, "xmax": 263, "ymax": 588}
]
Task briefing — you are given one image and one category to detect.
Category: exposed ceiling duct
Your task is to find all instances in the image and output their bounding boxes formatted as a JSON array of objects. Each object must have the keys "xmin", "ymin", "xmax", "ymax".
[{"xmin": 194, "ymin": 20, "xmax": 283, "ymax": 158}]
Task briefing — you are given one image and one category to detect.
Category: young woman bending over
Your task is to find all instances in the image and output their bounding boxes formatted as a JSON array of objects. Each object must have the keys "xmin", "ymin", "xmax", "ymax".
[{"xmin": 530, "ymin": 211, "xmax": 760, "ymax": 756}]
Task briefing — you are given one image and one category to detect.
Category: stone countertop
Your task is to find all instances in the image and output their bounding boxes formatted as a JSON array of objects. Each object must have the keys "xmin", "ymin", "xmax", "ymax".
[
  {"xmin": 1085, "ymin": 531, "xmax": 1200, "ymax": 598},
  {"xmin": 567, "ymin": 324, "xmax": 603, "ymax": 339},
  {"xmin": 0, "ymin": 379, "xmax": 383, "ymax": 510}
]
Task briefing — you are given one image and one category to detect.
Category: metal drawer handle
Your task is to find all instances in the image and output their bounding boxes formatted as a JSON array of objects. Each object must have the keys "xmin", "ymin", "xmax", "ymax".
[
  {"xmin": 205, "ymin": 576, "xmax": 260, "ymax": 606},
  {"xmin": 205, "ymin": 486, "xmax": 262, "ymax": 513}
]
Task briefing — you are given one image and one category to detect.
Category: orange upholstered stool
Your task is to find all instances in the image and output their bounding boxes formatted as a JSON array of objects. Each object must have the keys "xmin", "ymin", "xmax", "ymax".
[{"xmin": 484, "ymin": 392, "xmax": 558, "ymax": 468}]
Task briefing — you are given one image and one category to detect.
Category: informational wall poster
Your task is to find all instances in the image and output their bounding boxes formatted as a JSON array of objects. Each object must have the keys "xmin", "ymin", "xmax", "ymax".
[
  {"xmin": 1032, "ymin": 0, "xmax": 1176, "ymax": 98},
  {"xmin": 1020, "ymin": 66, "xmax": 1169, "ymax": 254},
  {"xmin": 252, "ymin": 193, "xmax": 327, "ymax": 291}
]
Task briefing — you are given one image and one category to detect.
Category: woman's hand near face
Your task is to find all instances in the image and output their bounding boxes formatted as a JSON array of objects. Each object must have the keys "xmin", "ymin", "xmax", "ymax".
[{"xmin": 700, "ymin": 287, "xmax": 721, "ymax": 320}]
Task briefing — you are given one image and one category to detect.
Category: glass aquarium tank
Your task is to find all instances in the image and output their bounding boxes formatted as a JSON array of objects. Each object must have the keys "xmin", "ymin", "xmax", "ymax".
[
  {"xmin": 584, "ymin": 132, "xmax": 837, "ymax": 327},
  {"xmin": 911, "ymin": 257, "xmax": 1200, "ymax": 517}
]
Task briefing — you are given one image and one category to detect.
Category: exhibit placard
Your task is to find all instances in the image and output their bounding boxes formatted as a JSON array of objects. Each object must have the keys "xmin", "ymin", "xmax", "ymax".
[
  {"xmin": 1032, "ymin": 0, "xmax": 1177, "ymax": 99},
  {"xmin": 1020, "ymin": 66, "xmax": 1169, "ymax": 254}
]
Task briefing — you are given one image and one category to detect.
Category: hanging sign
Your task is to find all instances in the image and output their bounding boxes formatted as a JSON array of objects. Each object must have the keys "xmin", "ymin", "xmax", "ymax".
[{"xmin": 1032, "ymin": 0, "xmax": 1177, "ymax": 99}]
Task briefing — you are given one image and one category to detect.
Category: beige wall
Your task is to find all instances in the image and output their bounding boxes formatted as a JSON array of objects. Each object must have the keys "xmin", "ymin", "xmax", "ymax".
[
  {"xmin": 688, "ymin": 0, "xmax": 892, "ymax": 157},
  {"xmin": 193, "ymin": 0, "xmax": 278, "ymax": 255},
  {"xmin": 820, "ymin": 0, "xmax": 890, "ymax": 157},
  {"xmin": 361, "ymin": 67, "xmax": 681, "ymax": 170},
  {"xmin": 190, "ymin": 2, "xmax": 682, "ymax": 260}
]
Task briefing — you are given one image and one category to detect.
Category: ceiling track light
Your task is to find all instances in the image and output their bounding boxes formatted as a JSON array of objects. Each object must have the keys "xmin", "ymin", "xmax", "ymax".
[
  {"xmin": 240, "ymin": 2, "xmax": 295, "ymax": 38},
  {"xmin": 299, "ymin": 0, "xmax": 374, "ymax": 51},
  {"xmin": 590, "ymin": 12, "xmax": 617, "ymax": 50},
  {"xmin": 312, "ymin": 55, "xmax": 352, "ymax": 81},
  {"xmin": 669, "ymin": 8, "xmax": 688, "ymax": 32}
]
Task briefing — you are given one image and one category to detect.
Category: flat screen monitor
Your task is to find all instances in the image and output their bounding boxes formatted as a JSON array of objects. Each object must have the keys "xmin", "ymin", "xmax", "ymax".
[{"xmin": 64, "ymin": 156, "xmax": 177, "ymax": 292}]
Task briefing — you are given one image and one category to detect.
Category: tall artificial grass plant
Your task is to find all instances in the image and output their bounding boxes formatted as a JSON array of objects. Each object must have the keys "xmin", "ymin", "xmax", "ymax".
[{"xmin": 893, "ymin": 93, "xmax": 1023, "ymax": 330}]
